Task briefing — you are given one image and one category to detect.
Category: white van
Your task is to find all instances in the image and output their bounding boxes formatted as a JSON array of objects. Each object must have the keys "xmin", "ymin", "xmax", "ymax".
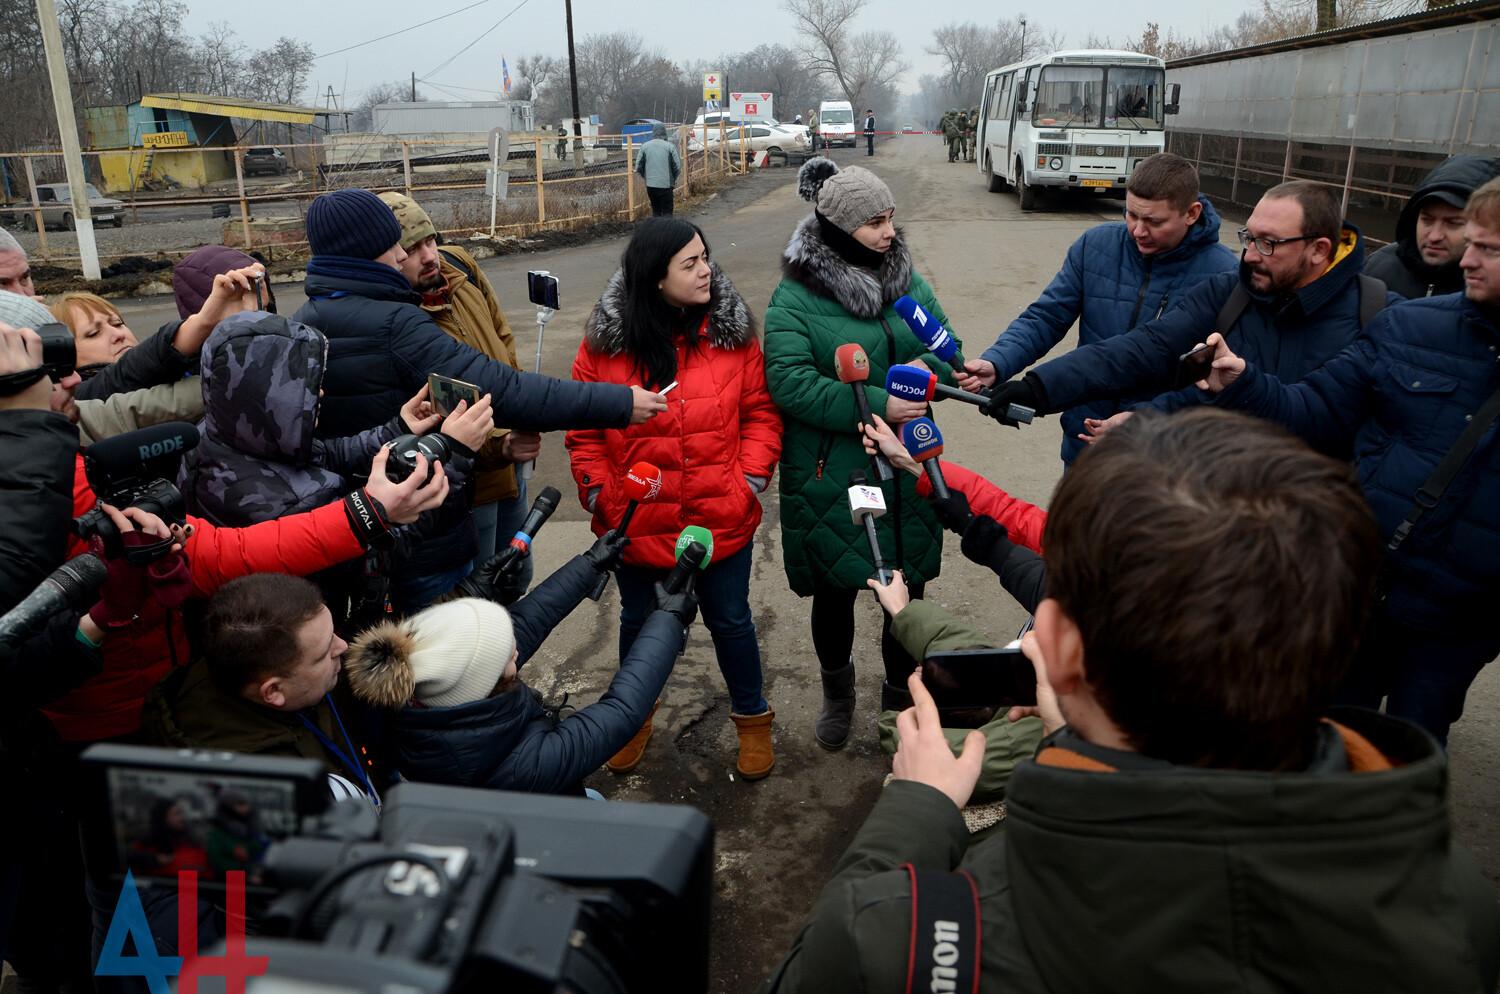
[
  {"xmin": 817, "ymin": 100, "xmax": 856, "ymax": 148},
  {"xmin": 976, "ymin": 50, "xmax": 1179, "ymax": 210}
]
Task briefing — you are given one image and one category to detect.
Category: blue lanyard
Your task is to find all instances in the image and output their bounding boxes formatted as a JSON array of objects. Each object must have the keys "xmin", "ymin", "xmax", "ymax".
[{"xmin": 299, "ymin": 696, "xmax": 380, "ymax": 809}]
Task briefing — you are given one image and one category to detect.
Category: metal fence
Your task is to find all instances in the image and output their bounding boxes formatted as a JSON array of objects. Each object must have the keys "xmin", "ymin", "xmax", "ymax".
[{"xmin": 0, "ymin": 130, "xmax": 767, "ymax": 266}]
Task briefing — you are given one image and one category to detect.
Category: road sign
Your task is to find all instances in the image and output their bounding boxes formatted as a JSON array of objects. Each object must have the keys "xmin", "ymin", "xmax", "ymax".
[
  {"xmin": 703, "ymin": 71, "xmax": 722, "ymax": 102},
  {"xmin": 729, "ymin": 92, "xmax": 773, "ymax": 122}
]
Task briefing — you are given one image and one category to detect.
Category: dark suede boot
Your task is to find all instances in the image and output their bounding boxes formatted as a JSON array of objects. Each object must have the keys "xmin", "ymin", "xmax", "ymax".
[
  {"xmin": 814, "ymin": 661, "xmax": 857, "ymax": 749},
  {"xmin": 880, "ymin": 679, "xmax": 913, "ymax": 713}
]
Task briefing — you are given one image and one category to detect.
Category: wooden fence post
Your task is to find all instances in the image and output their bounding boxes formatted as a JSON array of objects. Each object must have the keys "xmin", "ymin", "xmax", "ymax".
[
  {"xmin": 402, "ymin": 142, "xmax": 413, "ymax": 197},
  {"xmin": 535, "ymin": 138, "xmax": 546, "ymax": 227},
  {"xmin": 234, "ymin": 148, "xmax": 251, "ymax": 252},
  {"xmin": 22, "ymin": 157, "xmax": 49, "ymax": 262}
]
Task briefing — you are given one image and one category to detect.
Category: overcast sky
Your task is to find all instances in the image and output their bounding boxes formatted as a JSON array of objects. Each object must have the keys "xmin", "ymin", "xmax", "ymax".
[{"xmin": 183, "ymin": 0, "xmax": 1257, "ymax": 108}]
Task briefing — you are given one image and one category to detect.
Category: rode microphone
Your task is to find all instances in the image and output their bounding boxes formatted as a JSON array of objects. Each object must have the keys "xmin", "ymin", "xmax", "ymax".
[
  {"xmin": 617, "ymin": 461, "xmax": 663, "ymax": 534},
  {"xmin": 508, "ymin": 485, "xmax": 562, "ymax": 556},
  {"xmin": 833, "ymin": 343, "xmax": 894, "ymax": 482},
  {"xmin": 847, "ymin": 470, "xmax": 893, "ymax": 587},
  {"xmin": 885, "ymin": 364, "xmax": 985, "ymax": 407},
  {"xmin": 893, "ymin": 296, "xmax": 967, "ymax": 376},
  {"xmin": 0, "ymin": 553, "xmax": 108, "ymax": 647},
  {"xmin": 82, "ymin": 422, "xmax": 200, "ymax": 492},
  {"xmin": 900, "ymin": 417, "xmax": 950, "ymax": 501}
]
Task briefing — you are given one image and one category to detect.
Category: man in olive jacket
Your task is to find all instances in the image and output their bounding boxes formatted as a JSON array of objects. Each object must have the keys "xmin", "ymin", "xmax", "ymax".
[{"xmin": 762, "ymin": 408, "xmax": 1500, "ymax": 994}]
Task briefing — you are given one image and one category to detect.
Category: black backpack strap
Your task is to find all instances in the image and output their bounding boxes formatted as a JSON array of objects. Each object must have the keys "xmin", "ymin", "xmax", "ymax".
[
  {"xmin": 436, "ymin": 246, "xmax": 474, "ymax": 284},
  {"xmin": 1214, "ymin": 282, "xmax": 1251, "ymax": 342},
  {"xmin": 1357, "ymin": 274, "xmax": 1387, "ymax": 329},
  {"xmin": 904, "ymin": 864, "xmax": 980, "ymax": 994}
]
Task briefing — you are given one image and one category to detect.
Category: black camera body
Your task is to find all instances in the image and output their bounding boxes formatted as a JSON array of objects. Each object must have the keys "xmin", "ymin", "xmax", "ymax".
[
  {"xmin": 74, "ymin": 423, "xmax": 197, "ymax": 562},
  {"xmin": 383, "ymin": 432, "xmax": 457, "ymax": 485},
  {"xmin": 79, "ymin": 745, "xmax": 714, "ymax": 994}
]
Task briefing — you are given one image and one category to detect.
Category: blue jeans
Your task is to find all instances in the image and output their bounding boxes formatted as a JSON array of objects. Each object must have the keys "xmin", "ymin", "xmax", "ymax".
[
  {"xmin": 392, "ymin": 560, "xmax": 473, "ymax": 616},
  {"xmin": 478, "ymin": 481, "xmax": 535, "ymax": 594},
  {"xmin": 615, "ymin": 541, "xmax": 767, "ymax": 715},
  {"xmin": 1335, "ymin": 613, "xmax": 1499, "ymax": 747}
]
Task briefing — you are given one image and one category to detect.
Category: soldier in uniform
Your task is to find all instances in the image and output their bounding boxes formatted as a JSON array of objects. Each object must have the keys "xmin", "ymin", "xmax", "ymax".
[{"xmin": 945, "ymin": 111, "xmax": 963, "ymax": 163}]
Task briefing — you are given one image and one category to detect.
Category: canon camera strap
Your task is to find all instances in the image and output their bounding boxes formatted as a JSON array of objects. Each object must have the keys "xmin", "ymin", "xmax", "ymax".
[{"xmin": 904, "ymin": 864, "xmax": 980, "ymax": 994}]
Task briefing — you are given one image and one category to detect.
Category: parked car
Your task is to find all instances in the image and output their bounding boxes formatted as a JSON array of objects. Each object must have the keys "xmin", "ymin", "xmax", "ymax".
[
  {"xmin": 689, "ymin": 124, "xmax": 808, "ymax": 159},
  {"xmin": 902, "ymin": 123, "xmax": 921, "ymax": 133},
  {"xmin": 242, "ymin": 147, "xmax": 288, "ymax": 176},
  {"xmin": 3, "ymin": 183, "xmax": 124, "ymax": 230}
]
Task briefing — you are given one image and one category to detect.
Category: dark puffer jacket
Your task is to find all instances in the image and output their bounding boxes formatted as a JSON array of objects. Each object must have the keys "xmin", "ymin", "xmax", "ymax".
[
  {"xmin": 1027, "ymin": 225, "xmax": 1398, "ymax": 438},
  {"xmin": 1217, "ymin": 294, "xmax": 1500, "ymax": 642},
  {"xmin": 1364, "ymin": 155, "xmax": 1500, "ymax": 299},
  {"xmin": 979, "ymin": 195, "xmax": 1237, "ymax": 462},
  {"xmin": 350, "ymin": 556, "xmax": 679, "ymax": 796}
]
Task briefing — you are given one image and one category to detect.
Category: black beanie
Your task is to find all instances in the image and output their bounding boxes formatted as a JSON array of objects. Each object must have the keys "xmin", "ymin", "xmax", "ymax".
[{"xmin": 305, "ymin": 189, "xmax": 403, "ymax": 260}]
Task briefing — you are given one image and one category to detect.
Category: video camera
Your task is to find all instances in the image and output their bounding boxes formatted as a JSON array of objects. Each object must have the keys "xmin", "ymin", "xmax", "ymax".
[
  {"xmin": 0, "ymin": 321, "xmax": 76, "ymax": 396},
  {"xmin": 73, "ymin": 423, "xmax": 197, "ymax": 563},
  {"xmin": 80, "ymin": 744, "xmax": 714, "ymax": 994}
]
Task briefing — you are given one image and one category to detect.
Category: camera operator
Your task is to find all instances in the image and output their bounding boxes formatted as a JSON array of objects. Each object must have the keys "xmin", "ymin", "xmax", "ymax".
[
  {"xmin": 762, "ymin": 408, "xmax": 1499, "ymax": 994},
  {"xmin": 342, "ymin": 530, "xmax": 694, "ymax": 797}
]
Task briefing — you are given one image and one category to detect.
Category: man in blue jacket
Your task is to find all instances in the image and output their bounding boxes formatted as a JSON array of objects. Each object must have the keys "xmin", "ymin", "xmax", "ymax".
[
  {"xmin": 982, "ymin": 181, "xmax": 1398, "ymax": 452},
  {"xmin": 962, "ymin": 153, "xmax": 1237, "ymax": 464},
  {"xmin": 1198, "ymin": 177, "xmax": 1500, "ymax": 746},
  {"xmin": 292, "ymin": 189, "xmax": 666, "ymax": 608}
]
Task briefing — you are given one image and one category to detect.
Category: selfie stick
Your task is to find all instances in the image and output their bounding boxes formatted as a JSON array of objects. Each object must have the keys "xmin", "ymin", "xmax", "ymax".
[{"xmin": 520, "ymin": 272, "xmax": 556, "ymax": 482}]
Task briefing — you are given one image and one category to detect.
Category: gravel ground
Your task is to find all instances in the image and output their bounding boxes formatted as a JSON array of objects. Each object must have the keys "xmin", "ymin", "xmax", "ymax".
[{"xmin": 11, "ymin": 216, "xmax": 229, "ymax": 262}]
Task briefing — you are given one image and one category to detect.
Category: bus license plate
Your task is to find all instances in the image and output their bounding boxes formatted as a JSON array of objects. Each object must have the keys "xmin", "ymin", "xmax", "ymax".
[{"xmin": 1081, "ymin": 179, "xmax": 1112, "ymax": 188}]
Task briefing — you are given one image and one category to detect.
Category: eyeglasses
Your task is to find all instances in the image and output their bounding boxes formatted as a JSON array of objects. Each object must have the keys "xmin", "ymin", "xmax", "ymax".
[{"xmin": 1237, "ymin": 228, "xmax": 1314, "ymax": 257}]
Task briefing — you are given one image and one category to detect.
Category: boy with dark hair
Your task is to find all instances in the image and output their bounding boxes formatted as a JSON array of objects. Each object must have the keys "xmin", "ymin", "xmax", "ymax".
[{"xmin": 762, "ymin": 407, "xmax": 1500, "ymax": 994}]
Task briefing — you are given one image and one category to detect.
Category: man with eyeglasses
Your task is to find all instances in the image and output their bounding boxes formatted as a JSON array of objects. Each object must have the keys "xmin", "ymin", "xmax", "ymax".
[
  {"xmin": 980, "ymin": 180, "xmax": 1399, "ymax": 450},
  {"xmin": 961, "ymin": 153, "xmax": 1236, "ymax": 465},
  {"xmin": 1194, "ymin": 176, "xmax": 1500, "ymax": 747}
]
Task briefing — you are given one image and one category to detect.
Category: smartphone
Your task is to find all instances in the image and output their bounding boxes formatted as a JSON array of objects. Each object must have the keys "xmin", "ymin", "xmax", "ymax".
[
  {"xmin": 528, "ymin": 271, "xmax": 560, "ymax": 310},
  {"xmin": 1176, "ymin": 341, "xmax": 1215, "ymax": 387},
  {"xmin": 922, "ymin": 647, "xmax": 1037, "ymax": 711},
  {"xmin": 428, "ymin": 373, "xmax": 483, "ymax": 416}
]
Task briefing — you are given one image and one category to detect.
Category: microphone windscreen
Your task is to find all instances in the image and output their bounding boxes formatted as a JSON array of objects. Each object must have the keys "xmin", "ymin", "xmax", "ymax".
[
  {"xmin": 846, "ymin": 480, "xmax": 888, "ymax": 522},
  {"xmin": 675, "ymin": 525, "xmax": 715, "ymax": 567},
  {"xmin": 535, "ymin": 485, "xmax": 562, "ymax": 512},
  {"xmin": 624, "ymin": 461, "xmax": 664, "ymax": 503},
  {"xmin": 833, "ymin": 343, "xmax": 870, "ymax": 384},
  {"xmin": 901, "ymin": 417, "xmax": 945, "ymax": 462},
  {"xmin": 886, "ymin": 364, "xmax": 937, "ymax": 403},
  {"xmin": 83, "ymin": 422, "xmax": 201, "ymax": 481},
  {"xmin": 893, "ymin": 296, "xmax": 957, "ymax": 361}
]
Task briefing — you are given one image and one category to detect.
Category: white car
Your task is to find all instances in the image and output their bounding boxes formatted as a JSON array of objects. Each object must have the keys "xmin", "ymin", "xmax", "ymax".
[{"xmin": 688, "ymin": 124, "xmax": 808, "ymax": 158}]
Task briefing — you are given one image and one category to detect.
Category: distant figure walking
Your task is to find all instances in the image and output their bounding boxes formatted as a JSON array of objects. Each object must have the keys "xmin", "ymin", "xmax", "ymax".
[{"xmin": 634, "ymin": 122, "xmax": 683, "ymax": 217}]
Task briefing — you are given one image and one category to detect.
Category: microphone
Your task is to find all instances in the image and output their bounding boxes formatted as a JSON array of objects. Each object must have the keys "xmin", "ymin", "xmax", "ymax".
[
  {"xmin": 617, "ymin": 461, "xmax": 663, "ymax": 534},
  {"xmin": 900, "ymin": 417, "xmax": 950, "ymax": 501},
  {"xmin": 847, "ymin": 470, "xmax": 893, "ymax": 587},
  {"xmin": 82, "ymin": 422, "xmax": 200, "ymax": 489},
  {"xmin": 0, "ymin": 554, "xmax": 109, "ymax": 647},
  {"xmin": 833, "ymin": 343, "xmax": 894, "ymax": 482},
  {"xmin": 662, "ymin": 530, "xmax": 712, "ymax": 595},
  {"xmin": 508, "ymin": 485, "xmax": 562, "ymax": 556},
  {"xmin": 893, "ymin": 296, "xmax": 966, "ymax": 377},
  {"xmin": 885, "ymin": 364, "xmax": 986, "ymax": 407}
]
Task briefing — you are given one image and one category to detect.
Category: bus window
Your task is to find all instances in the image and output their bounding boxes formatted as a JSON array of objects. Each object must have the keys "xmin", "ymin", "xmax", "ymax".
[
  {"xmin": 992, "ymin": 73, "xmax": 1012, "ymax": 121},
  {"xmin": 1033, "ymin": 66, "xmax": 1103, "ymax": 128},
  {"xmin": 1106, "ymin": 67, "xmax": 1166, "ymax": 128}
]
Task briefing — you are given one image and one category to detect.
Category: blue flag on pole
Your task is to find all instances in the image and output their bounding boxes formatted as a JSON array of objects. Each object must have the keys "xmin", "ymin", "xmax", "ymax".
[{"xmin": 502, "ymin": 56, "xmax": 512, "ymax": 97}]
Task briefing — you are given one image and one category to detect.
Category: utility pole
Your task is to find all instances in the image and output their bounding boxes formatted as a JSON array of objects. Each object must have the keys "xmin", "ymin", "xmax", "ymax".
[
  {"xmin": 564, "ymin": 0, "xmax": 582, "ymax": 156},
  {"xmin": 411, "ymin": 71, "xmax": 417, "ymax": 102},
  {"xmin": 35, "ymin": 0, "xmax": 99, "ymax": 280}
]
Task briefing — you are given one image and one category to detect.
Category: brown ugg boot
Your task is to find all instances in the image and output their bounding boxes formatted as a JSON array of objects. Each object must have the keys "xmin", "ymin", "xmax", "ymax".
[
  {"xmin": 730, "ymin": 709, "xmax": 776, "ymax": 780},
  {"xmin": 606, "ymin": 699, "xmax": 659, "ymax": 773}
]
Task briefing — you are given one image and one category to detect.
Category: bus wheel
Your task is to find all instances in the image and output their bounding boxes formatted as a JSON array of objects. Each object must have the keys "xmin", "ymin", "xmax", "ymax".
[
  {"xmin": 1015, "ymin": 166, "xmax": 1038, "ymax": 211},
  {"xmin": 984, "ymin": 154, "xmax": 1005, "ymax": 193}
]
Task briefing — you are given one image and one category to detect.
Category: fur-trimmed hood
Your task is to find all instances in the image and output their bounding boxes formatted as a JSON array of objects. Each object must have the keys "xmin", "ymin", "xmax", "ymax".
[
  {"xmin": 780, "ymin": 213, "xmax": 915, "ymax": 320},
  {"xmin": 583, "ymin": 262, "xmax": 756, "ymax": 355}
]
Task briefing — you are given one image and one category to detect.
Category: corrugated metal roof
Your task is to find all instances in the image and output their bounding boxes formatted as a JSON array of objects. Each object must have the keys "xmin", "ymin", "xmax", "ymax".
[{"xmin": 140, "ymin": 93, "xmax": 331, "ymax": 125}]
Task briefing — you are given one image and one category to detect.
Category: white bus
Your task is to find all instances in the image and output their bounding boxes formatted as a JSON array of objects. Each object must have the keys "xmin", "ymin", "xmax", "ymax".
[{"xmin": 976, "ymin": 50, "xmax": 1179, "ymax": 210}]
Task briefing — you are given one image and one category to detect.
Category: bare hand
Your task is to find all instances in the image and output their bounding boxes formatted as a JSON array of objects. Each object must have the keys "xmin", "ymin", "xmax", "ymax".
[
  {"xmin": 860, "ymin": 415, "xmax": 919, "ymax": 475},
  {"xmin": 1005, "ymin": 633, "xmax": 1066, "ymax": 735},
  {"xmin": 0, "ymin": 324, "xmax": 52, "ymax": 411},
  {"xmin": 438, "ymin": 393, "xmax": 495, "ymax": 453},
  {"xmin": 883, "ymin": 395, "xmax": 928, "ymax": 427},
  {"xmin": 364, "ymin": 447, "xmax": 449, "ymax": 523},
  {"xmin": 1198, "ymin": 333, "xmax": 1245, "ymax": 393},
  {"xmin": 962, "ymin": 358, "xmax": 997, "ymax": 391},
  {"xmin": 400, "ymin": 384, "xmax": 441, "ymax": 434},
  {"xmin": 629, "ymin": 385, "xmax": 668, "ymax": 424},
  {"xmin": 866, "ymin": 568, "xmax": 910, "ymax": 615},
  {"xmin": 500, "ymin": 429, "xmax": 542, "ymax": 463},
  {"xmin": 105, "ymin": 503, "xmax": 188, "ymax": 553},
  {"xmin": 1080, "ymin": 410, "xmax": 1132, "ymax": 445},
  {"xmin": 174, "ymin": 263, "xmax": 266, "ymax": 355},
  {"xmin": 892, "ymin": 669, "xmax": 985, "ymax": 810}
]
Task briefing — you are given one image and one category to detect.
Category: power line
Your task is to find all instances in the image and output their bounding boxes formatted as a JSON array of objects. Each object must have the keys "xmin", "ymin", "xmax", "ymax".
[
  {"xmin": 423, "ymin": 0, "xmax": 537, "ymax": 78},
  {"xmin": 315, "ymin": 0, "xmax": 495, "ymax": 60}
]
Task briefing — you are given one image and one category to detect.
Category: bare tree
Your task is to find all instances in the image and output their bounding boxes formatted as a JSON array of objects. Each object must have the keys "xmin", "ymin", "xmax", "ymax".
[
  {"xmin": 244, "ymin": 37, "xmax": 314, "ymax": 105},
  {"xmin": 782, "ymin": 0, "xmax": 908, "ymax": 107},
  {"xmin": 195, "ymin": 21, "xmax": 245, "ymax": 96}
]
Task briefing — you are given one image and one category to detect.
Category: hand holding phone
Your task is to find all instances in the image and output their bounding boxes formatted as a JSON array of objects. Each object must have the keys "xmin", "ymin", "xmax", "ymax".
[
  {"xmin": 428, "ymin": 373, "xmax": 483, "ymax": 417},
  {"xmin": 1177, "ymin": 342, "xmax": 1216, "ymax": 386}
]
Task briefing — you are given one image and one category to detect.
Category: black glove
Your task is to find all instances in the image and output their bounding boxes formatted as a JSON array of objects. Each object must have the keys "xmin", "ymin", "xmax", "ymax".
[
  {"xmin": 959, "ymin": 514, "xmax": 1010, "ymax": 571},
  {"xmin": 929, "ymin": 487, "xmax": 974, "ymax": 536},
  {"xmin": 982, "ymin": 373, "xmax": 1046, "ymax": 425},
  {"xmin": 454, "ymin": 546, "xmax": 524, "ymax": 603},
  {"xmin": 584, "ymin": 529, "xmax": 631, "ymax": 574},
  {"xmin": 654, "ymin": 580, "xmax": 699, "ymax": 629}
]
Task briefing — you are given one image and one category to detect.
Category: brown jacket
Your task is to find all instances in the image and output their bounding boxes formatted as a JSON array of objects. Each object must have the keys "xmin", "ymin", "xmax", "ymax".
[{"xmin": 422, "ymin": 245, "xmax": 524, "ymax": 504}]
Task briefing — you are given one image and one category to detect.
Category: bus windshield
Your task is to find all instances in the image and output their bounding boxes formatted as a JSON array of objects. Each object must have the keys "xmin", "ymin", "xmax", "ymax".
[{"xmin": 1032, "ymin": 65, "xmax": 1164, "ymax": 130}]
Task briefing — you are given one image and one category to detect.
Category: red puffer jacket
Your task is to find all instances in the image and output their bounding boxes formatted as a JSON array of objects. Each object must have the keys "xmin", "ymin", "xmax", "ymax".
[
  {"xmin": 914, "ymin": 461, "xmax": 1047, "ymax": 554},
  {"xmin": 45, "ymin": 453, "xmax": 367, "ymax": 741},
  {"xmin": 566, "ymin": 266, "xmax": 782, "ymax": 568}
]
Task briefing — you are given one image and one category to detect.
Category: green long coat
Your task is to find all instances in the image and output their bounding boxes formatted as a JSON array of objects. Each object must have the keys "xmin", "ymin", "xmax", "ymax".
[{"xmin": 764, "ymin": 214, "xmax": 962, "ymax": 596}]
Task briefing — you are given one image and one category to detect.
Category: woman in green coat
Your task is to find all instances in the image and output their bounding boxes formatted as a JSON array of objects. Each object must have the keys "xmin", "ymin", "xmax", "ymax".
[{"xmin": 764, "ymin": 158, "xmax": 964, "ymax": 749}]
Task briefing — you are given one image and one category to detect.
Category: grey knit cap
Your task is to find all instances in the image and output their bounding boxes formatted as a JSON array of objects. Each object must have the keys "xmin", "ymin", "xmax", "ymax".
[
  {"xmin": 796, "ymin": 158, "xmax": 894, "ymax": 234},
  {"xmin": 0, "ymin": 290, "xmax": 57, "ymax": 331}
]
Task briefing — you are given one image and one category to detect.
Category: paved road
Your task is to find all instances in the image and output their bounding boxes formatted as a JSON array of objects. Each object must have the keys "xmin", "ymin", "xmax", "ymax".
[{"xmin": 91, "ymin": 134, "xmax": 1500, "ymax": 991}]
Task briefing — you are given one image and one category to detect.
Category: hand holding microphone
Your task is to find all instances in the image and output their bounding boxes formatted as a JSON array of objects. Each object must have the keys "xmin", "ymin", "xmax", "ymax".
[
  {"xmin": 586, "ymin": 461, "xmax": 662, "ymax": 600},
  {"xmin": 899, "ymin": 417, "xmax": 950, "ymax": 501},
  {"xmin": 893, "ymin": 296, "xmax": 967, "ymax": 378},
  {"xmin": 886, "ymin": 363, "xmax": 987, "ymax": 408},
  {"xmin": 457, "ymin": 485, "xmax": 562, "ymax": 604},
  {"xmin": 657, "ymin": 526, "xmax": 713, "ymax": 649},
  {"xmin": 834, "ymin": 343, "xmax": 894, "ymax": 482}
]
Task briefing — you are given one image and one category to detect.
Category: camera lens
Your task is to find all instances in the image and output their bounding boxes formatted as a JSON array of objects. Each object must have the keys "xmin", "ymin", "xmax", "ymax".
[{"xmin": 36, "ymin": 322, "xmax": 76, "ymax": 381}]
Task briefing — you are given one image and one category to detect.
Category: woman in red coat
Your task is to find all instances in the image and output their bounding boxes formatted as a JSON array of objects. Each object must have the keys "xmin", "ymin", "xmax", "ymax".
[{"xmin": 567, "ymin": 217, "xmax": 783, "ymax": 779}]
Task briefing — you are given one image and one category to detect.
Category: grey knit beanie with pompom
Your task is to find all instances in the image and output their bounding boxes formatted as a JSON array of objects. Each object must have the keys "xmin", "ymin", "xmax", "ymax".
[{"xmin": 797, "ymin": 158, "xmax": 895, "ymax": 234}]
